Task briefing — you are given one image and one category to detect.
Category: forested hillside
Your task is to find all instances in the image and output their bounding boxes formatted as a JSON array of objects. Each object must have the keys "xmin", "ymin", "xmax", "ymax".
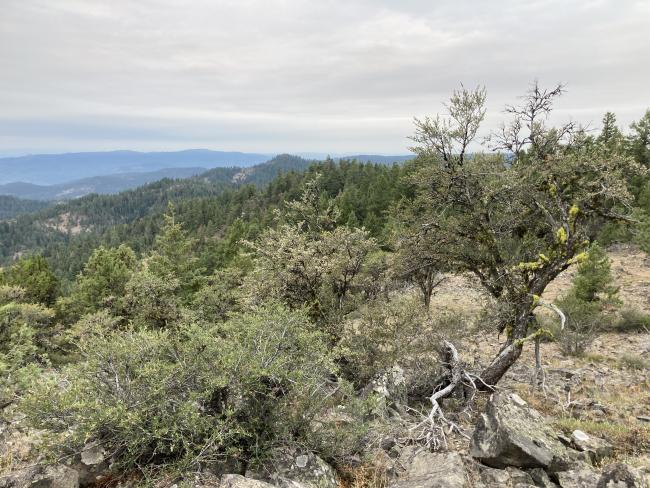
[
  {"xmin": 0, "ymin": 154, "xmax": 406, "ymax": 281},
  {"xmin": 0, "ymin": 195, "xmax": 50, "ymax": 220}
]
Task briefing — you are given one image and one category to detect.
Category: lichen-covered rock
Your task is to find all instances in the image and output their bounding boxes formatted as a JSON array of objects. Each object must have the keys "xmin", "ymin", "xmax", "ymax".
[
  {"xmin": 597, "ymin": 463, "xmax": 644, "ymax": 487},
  {"xmin": 74, "ymin": 441, "xmax": 109, "ymax": 486},
  {"xmin": 0, "ymin": 465, "xmax": 79, "ymax": 488},
  {"xmin": 527, "ymin": 468, "xmax": 558, "ymax": 487},
  {"xmin": 389, "ymin": 451, "xmax": 468, "ymax": 488},
  {"xmin": 556, "ymin": 466, "xmax": 600, "ymax": 488},
  {"xmin": 568, "ymin": 430, "xmax": 613, "ymax": 465},
  {"xmin": 247, "ymin": 449, "xmax": 336, "ymax": 488},
  {"xmin": 472, "ymin": 462, "xmax": 544, "ymax": 488},
  {"xmin": 219, "ymin": 474, "xmax": 277, "ymax": 488},
  {"xmin": 470, "ymin": 393, "xmax": 567, "ymax": 469}
]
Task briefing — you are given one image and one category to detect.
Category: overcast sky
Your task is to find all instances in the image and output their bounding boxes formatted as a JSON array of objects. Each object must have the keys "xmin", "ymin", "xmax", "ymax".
[{"xmin": 1, "ymin": 0, "xmax": 648, "ymax": 156}]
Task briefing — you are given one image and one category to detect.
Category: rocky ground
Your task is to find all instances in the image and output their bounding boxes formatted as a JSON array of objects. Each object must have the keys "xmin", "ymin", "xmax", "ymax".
[{"xmin": 1, "ymin": 246, "xmax": 649, "ymax": 487}]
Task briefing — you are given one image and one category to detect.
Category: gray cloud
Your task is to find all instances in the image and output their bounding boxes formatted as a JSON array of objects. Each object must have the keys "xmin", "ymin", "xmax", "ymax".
[{"xmin": 1, "ymin": 0, "xmax": 648, "ymax": 155}]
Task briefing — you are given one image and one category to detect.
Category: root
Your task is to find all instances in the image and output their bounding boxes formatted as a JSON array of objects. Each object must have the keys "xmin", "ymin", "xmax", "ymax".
[{"xmin": 406, "ymin": 340, "xmax": 486, "ymax": 450}]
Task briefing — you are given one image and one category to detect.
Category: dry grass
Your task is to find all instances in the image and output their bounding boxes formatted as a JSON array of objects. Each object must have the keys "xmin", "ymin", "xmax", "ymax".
[
  {"xmin": 337, "ymin": 462, "xmax": 389, "ymax": 488},
  {"xmin": 554, "ymin": 417, "xmax": 650, "ymax": 460}
]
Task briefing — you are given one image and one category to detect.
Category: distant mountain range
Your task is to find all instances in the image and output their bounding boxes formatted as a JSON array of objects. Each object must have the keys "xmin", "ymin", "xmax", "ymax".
[
  {"xmin": 0, "ymin": 167, "xmax": 209, "ymax": 201},
  {"xmin": 0, "ymin": 150, "xmax": 412, "ymax": 201},
  {"xmin": 0, "ymin": 150, "xmax": 273, "ymax": 185},
  {"xmin": 0, "ymin": 150, "xmax": 412, "ymax": 187}
]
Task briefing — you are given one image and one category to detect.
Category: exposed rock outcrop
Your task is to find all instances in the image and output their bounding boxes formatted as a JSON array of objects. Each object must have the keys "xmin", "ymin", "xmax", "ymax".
[
  {"xmin": 0, "ymin": 465, "xmax": 79, "ymax": 488},
  {"xmin": 470, "ymin": 393, "xmax": 567, "ymax": 469},
  {"xmin": 246, "ymin": 449, "xmax": 337, "ymax": 488},
  {"xmin": 389, "ymin": 451, "xmax": 469, "ymax": 488}
]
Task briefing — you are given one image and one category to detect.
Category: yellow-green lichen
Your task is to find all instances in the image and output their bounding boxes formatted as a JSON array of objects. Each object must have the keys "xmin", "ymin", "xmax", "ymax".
[{"xmin": 556, "ymin": 227, "xmax": 567, "ymax": 245}]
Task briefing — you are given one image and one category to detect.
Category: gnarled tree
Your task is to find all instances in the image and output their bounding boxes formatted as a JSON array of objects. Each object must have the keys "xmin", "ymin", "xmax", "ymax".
[{"xmin": 406, "ymin": 83, "xmax": 638, "ymax": 387}]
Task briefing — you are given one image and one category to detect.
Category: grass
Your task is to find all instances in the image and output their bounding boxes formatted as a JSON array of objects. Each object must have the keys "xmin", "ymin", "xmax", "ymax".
[
  {"xmin": 554, "ymin": 417, "xmax": 650, "ymax": 458},
  {"xmin": 619, "ymin": 353, "xmax": 649, "ymax": 371},
  {"xmin": 615, "ymin": 308, "xmax": 650, "ymax": 333}
]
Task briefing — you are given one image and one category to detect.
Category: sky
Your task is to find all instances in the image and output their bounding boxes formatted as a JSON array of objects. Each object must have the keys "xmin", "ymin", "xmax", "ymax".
[{"xmin": 1, "ymin": 0, "xmax": 649, "ymax": 156}]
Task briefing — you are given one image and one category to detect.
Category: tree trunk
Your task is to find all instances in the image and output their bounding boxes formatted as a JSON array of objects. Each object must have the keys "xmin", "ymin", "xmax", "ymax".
[
  {"xmin": 477, "ymin": 306, "xmax": 532, "ymax": 388},
  {"xmin": 478, "ymin": 340, "xmax": 524, "ymax": 388}
]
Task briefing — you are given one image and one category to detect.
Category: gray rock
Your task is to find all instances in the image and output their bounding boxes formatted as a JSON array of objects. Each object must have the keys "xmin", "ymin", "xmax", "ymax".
[
  {"xmin": 476, "ymin": 464, "xmax": 537, "ymax": 487},
  {"xmin": 470, "ymin": 393, "xmax": 567, "ymax": 469},
  {"xmin": 389, "ymin": 451, "xmax": 468, "ymax": 488},
  {"xmin": 597, "ymin": 463, "xmax": 644, "ymax": 487},
  {"xmin": 74, "ymin": 441, "xmax": 109, "ymax": 486},
  {"xmin": 557, "ymin": 466, "xmax": 600, "ymax": 488},
  {"xmin": 0, "ymin": 465, "xmax": 79, "ymax": 488},
  {"xmin": 219, "ymin": 474, "xmax": 277, "ymax": 488},
  {"xmin": 528, "ymin": 468, "xmax": 559, "ymax": 487},
  {"xmin": 248, "ymin": 449, "xmax": 337, "ymax": 488},
  {"xmin": 570, "ymin": 430, "xmax": 613, "ymax": 464}
]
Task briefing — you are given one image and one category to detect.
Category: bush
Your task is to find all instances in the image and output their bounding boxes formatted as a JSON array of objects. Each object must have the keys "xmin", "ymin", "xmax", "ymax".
[
  {"xmin": 554, "ymin": 243, "xmax": 618, "ymax": 356},
  {"xmin": 0, "ymin": 302, "xmax": 55, "ymax": 404},
  {"xmin": 21, "ymin": 305, "xmax": 339, "ymax": 476},
  {"xmin": 616, "ymin": 308, "xmax": 650, "ymax": 333},
  {"xmin": 336, "ymin": 295, "xmax": 462, "ymax": 397},
  {"xmin": 555, "ymin": 294, "xmax": 603, "ymax": 356}
]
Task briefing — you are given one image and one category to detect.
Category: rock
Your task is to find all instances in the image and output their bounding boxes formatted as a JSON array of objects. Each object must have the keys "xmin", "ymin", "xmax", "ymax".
[
  {"xmin": 0, "ymin": 467, "xmax": 38, "ymax": 488},
  {"xmin": 247, "ymin": 449, "xmax": 337, "ymax": 488},
  {"xmin": 570, "ymin": 430, "xmax": 613, "ymax": 464},
  {"xmin": 0, "ymin": 465, "xmax": 79, "ymax": 488},
  {"xmin": 475, "ymin": 464, "xmax": 536, "ymax": 487},
  {"xmin": 636, "ymin": 415, "xmax": 650, "ymax": 423},
  {"xmin": 390, "ymin": 451, "xmax": 468, "ymax": 488},
  {"xmin": 597, "ymin": 463, "xmax": 644, "ymax": 487},
  {"xmin": 219, "ymin": 474, "xmax": 277, "ymax": 488},
  {"xmin": 74, "ymin": 441, "xmax": 109, "ymax": 486},
  {"xmin": 31, "ymin": 466, "xmax": 79, "ymax": 488},
  {"xmin": 547, "ymin": 451, "xmax": 592, "ymax": 475},
  {"xmin": 470, "ymin": 393, "xmax": 567, "ymax": 469},
  {"xmin": 364, "ymin": 365, "xmax": 407, "ymax": 410},
  {"xmin": 528, "ymin": 468, "xmax": 558, "ymax": 487},
  {"xmin": 556, "ymin": 466, "xmax": 600, "ymax": 488}
]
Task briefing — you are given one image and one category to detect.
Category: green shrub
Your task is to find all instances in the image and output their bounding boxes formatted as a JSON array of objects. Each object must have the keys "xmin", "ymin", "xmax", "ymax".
[
  {"xmin": 619, "ymin": 353, "xmax": 649, "ymax": 371},
  {"xmin": 616, "ymin": 308, "xmax": 650, "ymax": 333},
  {"xmin": 21, "ymin": 304, "xmax": 339, "ymax": 476},
  {"xmin": 1, "ymin": 255, "xmax": 59, "ymax": 306},
  {"xmin": 555, "ymin": 243, "xmax": 618, "ymax": 356},
  {"xmin": 0, "ymin": 302, "xmax": 55, "ymax": 404},
  {"xmin": 336, "ymin": 295, "xmax": 462, "ymax": 396},
  {"xmin": 555, "ymin": 294, "xmax": 603, "ymax": 356}
]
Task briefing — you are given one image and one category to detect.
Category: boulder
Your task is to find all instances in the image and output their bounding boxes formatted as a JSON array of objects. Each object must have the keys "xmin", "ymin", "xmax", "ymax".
[
  {"xmin": 0, "ymin": 465, "xmax": 79, "ymax": 488},
  {"xmin": 570, "ymin": 430, "xmax": 613, "ymax": 464},
  {"xmin": 389, "ymin": 451, "xmax": 468, "ymax": 488},
  {"xmin": 470, "ymin": 393, "xmax": 567, "ymax": 469},
  {"xmin": 247, "ymin": 449, "xmax": 336, "ymax": 488}
]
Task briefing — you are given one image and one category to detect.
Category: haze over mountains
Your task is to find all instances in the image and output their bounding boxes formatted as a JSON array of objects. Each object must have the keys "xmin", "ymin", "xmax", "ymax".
[
  {"xmin": 0, "ymin": 167, "xmax": 209, "ymax": 201},
  {"xmin": 0, "ymin": 150, "xmax": 412, "ymax": 201},
  {"xmin": 0, "ymin": 150, "xmax": 273, "ymax": 186}
]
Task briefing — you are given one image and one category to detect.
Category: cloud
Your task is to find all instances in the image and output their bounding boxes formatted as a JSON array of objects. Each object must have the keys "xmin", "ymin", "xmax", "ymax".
[{"xmin": 0, "ymin": 0, "xmax": 648, "ymax": 154}]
